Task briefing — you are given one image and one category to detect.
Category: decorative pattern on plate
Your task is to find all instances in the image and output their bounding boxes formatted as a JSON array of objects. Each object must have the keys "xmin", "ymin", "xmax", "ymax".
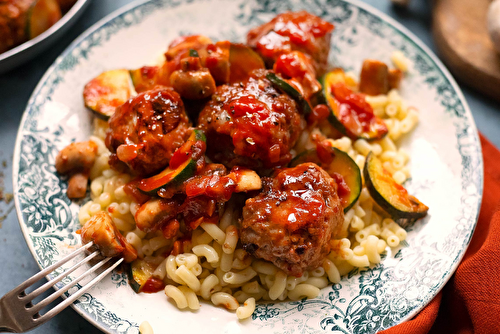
[
  {"xmin": 75, "ymin": 293, "xmax": 139, "ymax": 334},
  {"xmin": 13, "ymin": 0, "xmax": 482, "ymax": 333}
]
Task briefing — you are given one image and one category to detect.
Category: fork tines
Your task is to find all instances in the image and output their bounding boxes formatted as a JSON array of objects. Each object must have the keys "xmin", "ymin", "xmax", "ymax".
[{"xmin": 0, "ymin": 243, "xmax": 123, "ymax": 333}]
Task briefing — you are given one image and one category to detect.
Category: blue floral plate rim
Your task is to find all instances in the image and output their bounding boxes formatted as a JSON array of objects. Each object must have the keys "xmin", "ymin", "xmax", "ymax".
[{"xmin": 12, "ymin": 0, "xmax": 483, "ymax": 333}]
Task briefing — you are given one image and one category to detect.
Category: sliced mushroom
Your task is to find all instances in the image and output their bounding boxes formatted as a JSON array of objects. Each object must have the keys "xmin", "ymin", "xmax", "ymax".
[
  {"xmin": 80, "ymin": 211, "xmax": 137, "ymax": 263},
  {"xmin": 135, "ymin": 198, "xmax": 179, "ymax": 233}
]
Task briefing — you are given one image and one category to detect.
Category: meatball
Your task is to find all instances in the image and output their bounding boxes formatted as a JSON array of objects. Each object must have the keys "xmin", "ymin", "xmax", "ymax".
[
  {"xmin": 105, "ymin": 88, "xmax": 191, "ymax": 175},
  {"xmin": 198, "ymin": 70, "xmax": 303, "ymax": 169},
  {"xmin": 240, "ymin": 163, "xmax": 344, "ymax": 276},
  {"xmin": 246, "ymin": 11, "xmax": 334, "ymax": 76}
]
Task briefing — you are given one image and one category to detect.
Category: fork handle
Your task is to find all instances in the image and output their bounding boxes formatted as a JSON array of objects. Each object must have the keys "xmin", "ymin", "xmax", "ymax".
[{"xmin": 0, "ymin": 295, "xmax": 20, "ymax": 333}]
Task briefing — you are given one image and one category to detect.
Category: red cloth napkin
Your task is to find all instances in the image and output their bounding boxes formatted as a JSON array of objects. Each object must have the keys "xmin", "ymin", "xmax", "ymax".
[{"xmin": 381, "ymin": 134, "xmax": 500, "ymax": 334}]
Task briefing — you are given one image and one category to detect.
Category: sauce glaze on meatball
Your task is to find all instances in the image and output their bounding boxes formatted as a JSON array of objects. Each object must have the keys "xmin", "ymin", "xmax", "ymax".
[
  {"xmin": 198, "ymin": 69, "xmax": 303, "ymax": 170},
  {"xmin": 105, "ymin": 88, "xmax": 191, "ymax": 176},
  {"xmin": 240, "ymin": 163, "xmax": 344, "ymax": 276},
  {"xmin": 246, "ymin": 11, "xmax": 334, "ymax": 76}
]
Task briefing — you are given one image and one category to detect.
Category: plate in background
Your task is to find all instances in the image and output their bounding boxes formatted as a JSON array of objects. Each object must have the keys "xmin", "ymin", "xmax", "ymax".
[
  {"xmin": 0, "ymin": 0, "xmax": 91, "ymax": 74},
  {"xmin": 13, "ymin": 0, "xmax": 483, "ymax": 333}
]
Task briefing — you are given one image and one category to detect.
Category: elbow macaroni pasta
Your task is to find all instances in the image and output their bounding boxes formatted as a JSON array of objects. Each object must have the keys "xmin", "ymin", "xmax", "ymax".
[
  {"xmin": 139, "ymin": 321, "xmax": 154, "ymax": 334},
  {"xmin": 211, "ymin": 292, "xmax": 239, "ymax": 310},
  {"xmin": 236, "ymin": 297, "xmax": 256, "ymax": 320}
]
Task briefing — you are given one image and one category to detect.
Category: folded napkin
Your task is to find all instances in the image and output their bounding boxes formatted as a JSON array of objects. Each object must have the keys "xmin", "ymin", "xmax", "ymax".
[{"xmin": 381, "ymin": 134, "xmax": 500, "ymax": 334}]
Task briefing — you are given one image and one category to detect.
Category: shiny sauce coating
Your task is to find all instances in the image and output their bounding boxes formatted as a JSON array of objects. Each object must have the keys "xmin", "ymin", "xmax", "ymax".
[
  {"xmin": 105, "ymin": 88, "xmax": 191, "ymax": 176},
  {"xmin": 198, "ymin": 70, "xmax": 302, "ymax": 169},
  {"xmin": 240, "ymin": 163, "xmax": 344, "ymax": 276},
  {"xmin": 247, "ymin": 11, "xmax": 334, "ymax": 75}
]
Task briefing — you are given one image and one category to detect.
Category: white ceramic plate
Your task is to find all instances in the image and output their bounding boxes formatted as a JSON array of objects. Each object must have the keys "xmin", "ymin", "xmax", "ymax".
[
  {"xmin": 13, "ymin": 0, "xmax": 483, "ymax": 333},
  {"xmin": 0, "ymin": 0, "xmax": 90, "ymax": 75}
]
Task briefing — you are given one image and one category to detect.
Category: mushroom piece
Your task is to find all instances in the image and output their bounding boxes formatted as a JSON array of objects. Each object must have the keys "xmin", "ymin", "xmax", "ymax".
[
  {"xmin": 55, "ymin": 141, "xmax": 97, "ymax": 174},
  {"xmin": 80, "ymin": 211, "xmax": 137, "ymax": 263},
  {"xmin": 66, "ymin": 172, "xmax": 89, "ymax": 199},
  {"xmin": 134, "ymin": 198, "xmax": 179, "ymax": 233},
  {"xmin": 170, "ymin": 56, "xmax": 216, "ymax": 99},
  {"xmin": 55, "ymin": 141, "xmax": 98, "ymax": 199}
]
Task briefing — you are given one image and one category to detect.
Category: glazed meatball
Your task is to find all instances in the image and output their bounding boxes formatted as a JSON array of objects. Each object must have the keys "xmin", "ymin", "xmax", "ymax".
[
  {"xmin": 198, "ymin": 69, "xmax": 303, "ymax": 169},
  {"xmin": 105, "ymin": 88, "xmax": 191, "ymax": 175},
  {"xmin": 246, "ymin": 11, "xmax": 334, "ymax": 76},
  {"xmin": 240, "ymin": 163, "xmax": 344, "ymax": 276}
]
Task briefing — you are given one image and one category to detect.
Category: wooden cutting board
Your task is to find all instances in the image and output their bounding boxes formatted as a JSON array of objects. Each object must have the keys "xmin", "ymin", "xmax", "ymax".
[{"xmin": 433, "ymin": 0, "xmax": 500, "ymax": 102}]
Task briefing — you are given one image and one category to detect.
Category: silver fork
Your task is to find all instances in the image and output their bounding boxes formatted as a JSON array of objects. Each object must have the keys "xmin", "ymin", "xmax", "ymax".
[{"xmin": 0, "ymin": 243, "xmax": 123, "ymax": 333}]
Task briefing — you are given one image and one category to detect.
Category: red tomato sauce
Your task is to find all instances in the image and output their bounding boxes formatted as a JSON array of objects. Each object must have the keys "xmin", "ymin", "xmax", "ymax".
[
  {"xmin": 252, "ymin": 11, "xmax": 334, "ymax": 56},
  {"xmin": 141, "ymin": 277, "xmax": 165, "ymax": 294},
  {"xmin": 330, "ymin": 83, "xmax": 376, "ymax": 134},
  {"xmin": 124, "ymin": 178, "xmax": 151, "ymax": 205},
  {"xmin": 332, "ymin": 172, "xmax": 351, "ymax": 207},
  {"xmin": 309, "ymin": 104, "xmax": 331, "ymax": 123}
]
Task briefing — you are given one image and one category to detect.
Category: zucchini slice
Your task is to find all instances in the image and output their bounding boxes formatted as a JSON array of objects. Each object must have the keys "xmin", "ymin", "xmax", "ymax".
[
  {"xmin": 364, "ymin": 152, "xmax": 428, "ymax": 219},
  {"xmin": 129, "ymin": 62, "xmax": 173, "ymax": 93},
  {"xmin": 27, "ymin": 0, "xmax": 62, "ymax": 39},
  {"xmin": 290, "ymin": 150, "xmax": 320, "ymax": 166},
  {"xmin": 83, "ymin": 69, "xmax": 134, "ymax": 120},
  {"xmin": 139, "ymin": 158, "xmax": 197, "ymax": 196},
  {"xmin": 228, "ymin": 43, "xmax": 265, "ymax": 83},
  {"xmin": 321, "ymin": 69, "xmax": 388, "ymax": 141},
  {"xmin": 290, "ymin": 147, "xmax": 362, "ymax": 213},
  {"xmin": 138, "ymin": 129, "xmax": 206, "ymax": 195},
  {"xmin": 266, "ymin": 72, "xmax": 312, "ymax": 116},
  {"xmin": 129, "ymin": 66, "xmax": 159, "ymax": 93},
  {"xmin": 128, "ymin": 258, "xmax": 165, "ymax": 293}
]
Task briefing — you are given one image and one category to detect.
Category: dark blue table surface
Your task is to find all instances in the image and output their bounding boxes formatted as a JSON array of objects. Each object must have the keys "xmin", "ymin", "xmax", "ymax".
[{"xmin": 0, "ymin": 1, "xmax": 499, "ymax": 333}]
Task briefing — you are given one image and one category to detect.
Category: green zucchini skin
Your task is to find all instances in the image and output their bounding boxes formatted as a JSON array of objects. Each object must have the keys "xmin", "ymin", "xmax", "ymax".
[
  {"xmin": 364, "ymin": 152, "xmax": 428, "ymax": 220},
  {"xmin": 138, "ymin": 129, "xmax": 206, "ymax": 196},
  {"xmin": 127, "ymin": 263, "xmax": 142, "ymax": 293},
  {"xmin": 139, "ymin": 159, "xmax": 198, "ymax": 196},
  {"xmin": 83, "ymin": 69, "xmax": 134, "ymax": 120},
  {"xmin": 191, "ymin": 128, "xmax": 206, "ymax": 142},
  {"xmin": 290, "ymin": 149, "xmax": 321, "ymax": 166},
  {"xmin": 266, "ymin": 72, "xmax": 312, "ymax": 116},
  {"xmin": 127, "ymin": 259, "xmax": 165, "ymax": 294},
  {"xmin": 189, "ymin": 49, "xmax": 200, "ymax": 57},
  {"xmin": 290, "ymin": 147, "xmax": 362, "ymax": 213}
]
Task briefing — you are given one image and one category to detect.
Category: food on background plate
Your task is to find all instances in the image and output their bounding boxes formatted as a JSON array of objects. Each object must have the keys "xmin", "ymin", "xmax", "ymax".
[
  {"xmin": 0, "ymin": 0, "xmax": 78, "ymax": 54},
  {"xmin": 54, "ymin": 10, "xmax": 428, "ymax": 320}
]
